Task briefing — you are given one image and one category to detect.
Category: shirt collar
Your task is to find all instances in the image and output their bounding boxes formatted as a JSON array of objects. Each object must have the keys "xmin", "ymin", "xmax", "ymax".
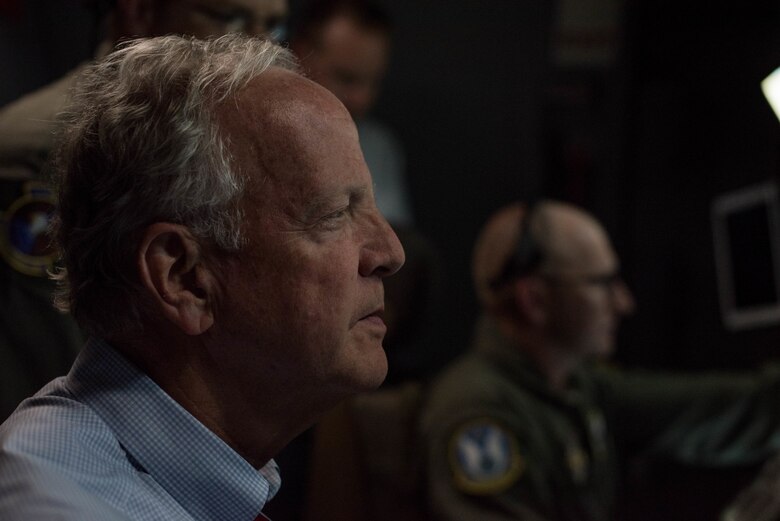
[{"xmin": 65, "ymin": 338, "xmax": 280, "ymax": 521}]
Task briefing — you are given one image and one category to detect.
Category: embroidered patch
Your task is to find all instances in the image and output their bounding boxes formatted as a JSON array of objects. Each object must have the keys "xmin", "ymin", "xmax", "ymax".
[
  {"xmin": 0, "ymin": 181, "xmax": 56, "ymax": 277},
  {"xmin": 448, "ymin": 418, "xmax": 523, "ymax": 495}
]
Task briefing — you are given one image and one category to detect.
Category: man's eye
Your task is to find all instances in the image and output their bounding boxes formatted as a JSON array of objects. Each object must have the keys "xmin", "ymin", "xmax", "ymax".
[{"xmin": 317, "ymin": 206, "xmax": 350, "ymax": 230}]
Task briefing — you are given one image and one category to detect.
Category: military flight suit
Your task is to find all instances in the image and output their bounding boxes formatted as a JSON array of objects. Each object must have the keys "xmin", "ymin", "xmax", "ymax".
[
  {"xmin": 420, "ymin": 317, "xmax": 780, "ymax": 521},
  {"xmin": 0, "ymin": 69, "xmax": 85, "ymax": 420}
]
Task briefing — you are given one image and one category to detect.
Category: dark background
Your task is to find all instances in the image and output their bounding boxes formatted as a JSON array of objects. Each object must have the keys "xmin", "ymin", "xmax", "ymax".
[
  {"xmin": 374, "ymin": 0, "xmax": 780, "ymax": 373},
  {"xmin": 2, "ymin": 0, "xmax": 780, "ymax": 518}
]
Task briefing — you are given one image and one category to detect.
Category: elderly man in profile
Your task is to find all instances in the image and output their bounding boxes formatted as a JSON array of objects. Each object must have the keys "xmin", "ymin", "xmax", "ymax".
[
  {"xmin": 0, "ymin": 34, "xmax": 404, "ymax": 520},
  {"xmin": 421, "ymin": 200, "xmax": 780, "ymax": 521}
]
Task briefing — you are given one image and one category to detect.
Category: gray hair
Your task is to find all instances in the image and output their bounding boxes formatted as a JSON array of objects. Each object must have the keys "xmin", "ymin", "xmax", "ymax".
[{"xmin": 51, "ymin": 34, "xmax": 298, "ymax": 338}]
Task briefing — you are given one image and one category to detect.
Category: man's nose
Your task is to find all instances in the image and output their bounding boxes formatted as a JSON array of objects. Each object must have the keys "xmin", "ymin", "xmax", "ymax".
[
  {"xmin": 359, "ymin": 212, "xmax": 405, "ymax": 278},
  {"xmin": 612, "ymin": 280, "xmax": 636, "ymax": 315}
]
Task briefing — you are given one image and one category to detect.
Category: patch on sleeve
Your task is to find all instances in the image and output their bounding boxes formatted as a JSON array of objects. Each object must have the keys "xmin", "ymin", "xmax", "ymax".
[
  {"xmin": 0, "ymin": 181, "xmax": 56, "ymax": 277},
  {"xmin": 448, "ymin": 418, "xmax": 524, "ymax": 495}
]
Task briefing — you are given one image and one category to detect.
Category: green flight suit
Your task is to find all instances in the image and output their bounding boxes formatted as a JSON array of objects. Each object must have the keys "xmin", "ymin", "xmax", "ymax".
[
  {"xmin": 0, "ymin": 69, "xmax": 85, "ymax": 420},
  {"xmin": 420, "ymin": 317, "xmax": 780, "ymax": 521}
]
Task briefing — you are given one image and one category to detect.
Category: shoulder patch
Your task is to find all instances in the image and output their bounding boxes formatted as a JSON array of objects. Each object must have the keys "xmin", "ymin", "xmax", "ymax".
[
  {"xmin": 0, "ymin": 181, "xmax": 56, "ymax": 277},
  {"xmin": 448, "ymin": 418, "xmax": 523, "ymax": 495}
]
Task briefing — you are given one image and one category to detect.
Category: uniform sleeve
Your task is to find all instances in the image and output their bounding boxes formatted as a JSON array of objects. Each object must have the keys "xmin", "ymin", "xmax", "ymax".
[
  {"xmin": 594, "ymin": 366, "xmax": 780, "ymax": 466},
  {"xmin": 0, "ymin": 69, "xmax": 80, "ymax": 169}
]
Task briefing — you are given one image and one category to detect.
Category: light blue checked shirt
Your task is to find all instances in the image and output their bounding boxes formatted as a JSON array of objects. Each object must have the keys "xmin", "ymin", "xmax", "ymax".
[{"xmin": 0, "ymin": 338, "xmax": 281, "ymax": 520}]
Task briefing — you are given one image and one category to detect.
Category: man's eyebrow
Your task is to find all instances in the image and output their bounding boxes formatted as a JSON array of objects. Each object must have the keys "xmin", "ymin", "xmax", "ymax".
[{"xmin": 300, "ymin": 185, "xmax": 369, "ymax": 220}]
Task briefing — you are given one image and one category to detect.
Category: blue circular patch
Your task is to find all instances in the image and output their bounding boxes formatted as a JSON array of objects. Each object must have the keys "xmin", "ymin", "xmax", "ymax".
[
  {"xmin": 448, "ymin": 418, "xmax": 523, "ymax": 495},
  {"xmin": 0, "ymin": 181, "xmax": 56, "ymax": 277}
]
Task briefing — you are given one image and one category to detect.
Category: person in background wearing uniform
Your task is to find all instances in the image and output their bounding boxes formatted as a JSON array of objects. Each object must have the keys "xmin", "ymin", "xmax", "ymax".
[
  {"xmin": 0, "ymin": 0, "xmax": 288, "ymax": 421},
  {"xmin": 420, "ymin": 200, "xmax": 780, "ymax": 521},
  {"xmin": 0, "ymin": 34, "xmax": 404, "ymax": 519},
  {"xmin": 289, "ymin": 0, "xmax": 413, "ymax": 226}
]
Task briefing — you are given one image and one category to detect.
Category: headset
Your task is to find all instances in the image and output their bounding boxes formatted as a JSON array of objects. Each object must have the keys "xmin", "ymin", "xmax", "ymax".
[{"xmin": 489, "ymin": 199, "xmax": 543, "ymax": 290}]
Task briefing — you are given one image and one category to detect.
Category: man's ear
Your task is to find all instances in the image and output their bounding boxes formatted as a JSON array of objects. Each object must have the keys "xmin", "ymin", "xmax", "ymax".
[
  {"xmin": 512, "ymin": 277, "xmax": 548, "ymax": 326},
  {"xmin": 113, "ymin": 0, "xmax": 156, "ymax": 37},
  {"xmin": 137, "ymin": 223, "xmax": 216, "ymax": 335}
]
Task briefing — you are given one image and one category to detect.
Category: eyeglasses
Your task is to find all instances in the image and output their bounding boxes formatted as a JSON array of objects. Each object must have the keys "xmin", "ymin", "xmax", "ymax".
[
  {"xmin": 180, "ymin": 0, "xmax": 288, "ymax": 40},
  {"xmin": 489, "ymin": 200, "xmax": 543, "ymax": 290}
]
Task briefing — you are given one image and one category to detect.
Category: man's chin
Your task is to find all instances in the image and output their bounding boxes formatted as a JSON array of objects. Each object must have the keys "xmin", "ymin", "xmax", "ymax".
[
  {"xmin": 336, "ymin": 345, "xmax": 388, "ymax": 394},
  {"xmin": 358, "ymin": 352, "xmax": 388, "ymax": 391}
]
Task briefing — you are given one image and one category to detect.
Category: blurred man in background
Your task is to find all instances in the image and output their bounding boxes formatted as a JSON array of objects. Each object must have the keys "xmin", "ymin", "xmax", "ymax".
[
  {"xmin": 0, "ymin": 0, "xmax": 288, "ymax": 421},
  {"xmin": 421, "ymin": 200, "xmax": 780, "ymax": 521}
]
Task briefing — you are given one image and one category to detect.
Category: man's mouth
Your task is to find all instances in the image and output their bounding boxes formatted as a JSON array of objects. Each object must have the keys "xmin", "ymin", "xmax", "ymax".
[{"xmin": 358, "ymin": 308, "xmax": 386, "ymax": 328}]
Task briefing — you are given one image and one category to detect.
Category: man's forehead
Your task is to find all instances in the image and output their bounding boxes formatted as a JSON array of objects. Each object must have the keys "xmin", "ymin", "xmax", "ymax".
[
  {"xmin": 215, "ymin": 67, "xmax": 357, "ymax": 187},
  {"xmin": 215, "ymin": 68, "xmax": 347, "ymax": 153},
  {"xmin": 544, "ymin": 206, "xmax": 617, "ymax": 272},
  {"xmin": 225, "ymin": 68, "xmax": 348, "ymax": 125}
]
